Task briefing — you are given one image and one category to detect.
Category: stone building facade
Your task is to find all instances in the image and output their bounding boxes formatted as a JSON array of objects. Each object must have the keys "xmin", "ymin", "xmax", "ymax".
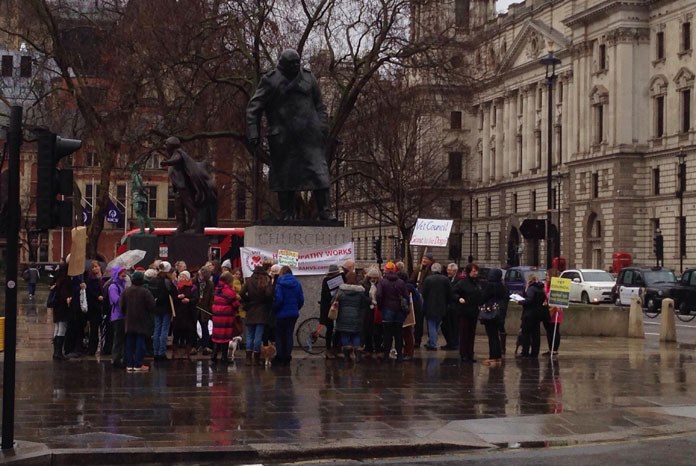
[{"xmin": 349, "ymin": 0, "xmax": 696, "ymax": 273}]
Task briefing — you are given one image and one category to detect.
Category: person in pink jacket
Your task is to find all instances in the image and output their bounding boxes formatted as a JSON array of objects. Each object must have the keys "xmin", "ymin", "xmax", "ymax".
[{"xmin": 543, "ymin": 276, "xmax": 563, "ymax": 356}]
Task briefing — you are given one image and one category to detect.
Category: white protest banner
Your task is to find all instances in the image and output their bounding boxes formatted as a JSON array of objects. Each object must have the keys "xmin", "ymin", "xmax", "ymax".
[
  {"xmin": 278, "ymin": 249, "xmax": 299, "ymax": 267},
  {"xmin": 240, "ymin": 242, "xmax": 354, "ymax": 277},
  {"xmin": 410, "ymin": 218, "xmax": 454, "ymax": 247}
]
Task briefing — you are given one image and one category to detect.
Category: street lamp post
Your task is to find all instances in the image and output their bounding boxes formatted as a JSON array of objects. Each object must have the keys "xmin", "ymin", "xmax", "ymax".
[
  {"xmin": 676, "ymin": 149, "xmax": 687, "ymax": 274},
  {"xmin": 540, "ymin": 48, "xmax": 561, "ymax": 270}
]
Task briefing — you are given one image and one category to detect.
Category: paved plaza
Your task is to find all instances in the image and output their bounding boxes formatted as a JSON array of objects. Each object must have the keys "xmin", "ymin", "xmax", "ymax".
[{"xmin": 2, "ymin": 297, "xmax": 696, "ymax": 464}]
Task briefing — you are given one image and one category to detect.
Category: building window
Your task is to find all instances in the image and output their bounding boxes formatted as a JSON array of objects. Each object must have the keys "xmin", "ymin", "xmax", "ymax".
[
  {"xmin": 145, "ymin": 154, "xmax": 160, "ymax": 169},
  {"xmin": 478, "ymin": 109, "xmax": 484, "ymax": 130},
  {"xmin": 655, "ymin": 95, "xmax": 665, "ymax": 137},
  {"xmin": 592, "ymin": 172, "xmax": 599, "ymax": 198},
  {"xmin": 594, "ymin": 104, "xmax": 604, "ymax": 143},
  {"xmin": 448, "ymin": 152, "xmax": 463, "ymax": 181},
  {"xmin": 656, "ymin": 31, "xmax": 665, "ymax": 60},
  {"xmin": 653, "ymin": 167, "xmax": 660, "ymax": 195},
  {"xmin": 84, "ymin": 151, "xmax": 99, "ymax": 167},
  {"xmin": 475, "ymin": 199, "xmax": 479, "ymax": 217},
  {"xmin": 535, "ymin": 130, "xmax": 542, "ymax": 168},
  {"xmin": 556, "ymin": 126, "xmax": 563, "ymax": 165},
  {"xmin": 683, "ymin": 22, "xmax": 692, "ymax": 52},
  {"xmin": 531, "ymin": 190, "xmax": 536, "ymax": 211},
  {"xmin": 486, "ymin": 197, "xmax": 492, "ymax": 217},
  {"xmin": 450, "ymin": 111, "xmax": 462, "ymax": 130},
  {"xmin": 490, "ymin": 147, "xmax": 496, "ymax": 179},
  {"xmin": 19, "ymin": 56, "xmax": 31, "ymax": 78},
  {"xmin": 537, "ymin": 87, "xmax": 543, "ymax": 109},
  {"xmin": 558, "ymin": 81, "xmax": 564, "ymax": 103},
  {"xmin": 450, "ymin": 199, "xmax": 462, "ymax": 219},
  {"xmin": 682, "ymin": 89, "xmax": 691, "ymax": 133},
  {"xmin": 473, "ymin": 232, "xmax": 479, "ymax": 260},
  {"xmin": 455, "ymin": 0, "xmax": 470, "ymax": 30},
  {"xmin": 491, "ymin": 105, "xmax": 497, "ymax": 127},
  {"xmin": 147, "ymin": 186, "xmax": 157, "ymax": 219},
  {"xmin": 485, "ymin": 232, "xmax": 491, "ymax": 260},
  {"xmin": 598, "ymin": 44, "xmax": 607, "ymax": 70},
  {"xmin": 551, "ymin": 186, "xmax": 557, "ymax": 209},
  {"xmin": 167, "ymin": 189, "xmax": 175, "ymax": 219},
  {"xmin": 236, "ymin": 184, "xmax": 247, "ymax": 220},
  {"xmin": 517, "ymin": 135, "xmax": 523, "ymax": 172},
  {"xmin": 1, "ymin": 55, "xmax": 12, "ymax": 77},
  {"xmin": 513, "ymin": 193, "xmax": 518, "ymax": 212}
]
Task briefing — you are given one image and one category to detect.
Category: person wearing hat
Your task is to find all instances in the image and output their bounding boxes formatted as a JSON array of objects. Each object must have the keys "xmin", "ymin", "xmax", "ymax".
[
  {"xmin": 360, "ymin": 266, "xmax": 383, "ymax": 357},
  {"xmin": 240, "ymin": 266, "xmax": 274, "ymax": 365},
  {"xmin": 221, "ymin": 259, "xmax": 232, "ymax": 273},
  {"xmin": 319, "ymin": 264, "xmax": 345, "ymax": 359},
  {"xmin": 376, "ymin": 261, "xmax": 409, "ymax": 361},
  {"xmin": 422, "ymin": 263, "xmax": 453, "ymax": 351},
  {"xmin": 120, "ymin": 271, "xmax": 156, "ymax": 372}
]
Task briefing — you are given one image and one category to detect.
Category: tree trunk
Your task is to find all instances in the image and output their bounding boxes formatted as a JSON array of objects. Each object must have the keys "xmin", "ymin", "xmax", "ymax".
[{"xmin": 85, "ymin": 138, "xmax": 117, "ymax": 259}]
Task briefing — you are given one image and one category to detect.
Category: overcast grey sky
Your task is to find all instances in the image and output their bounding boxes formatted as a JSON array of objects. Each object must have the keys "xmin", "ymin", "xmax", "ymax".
[{"xmin": 497, "ymin": 0, "xmax": 522, "ymax": 13}]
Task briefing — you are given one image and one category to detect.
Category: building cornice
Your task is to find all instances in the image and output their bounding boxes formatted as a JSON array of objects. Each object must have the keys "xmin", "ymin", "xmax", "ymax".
[{"xmin": 563, "ymin": 0, "xmax": 649, "ymax": 28}]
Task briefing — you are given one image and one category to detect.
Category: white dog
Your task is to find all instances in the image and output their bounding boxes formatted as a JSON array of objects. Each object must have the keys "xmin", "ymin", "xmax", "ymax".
[{"xmin": 227, "ymin": 336, "xmax": 243, "ymax": 361}]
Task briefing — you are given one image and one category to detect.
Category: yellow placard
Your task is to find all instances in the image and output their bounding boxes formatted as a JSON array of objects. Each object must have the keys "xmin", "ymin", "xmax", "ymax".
[{"xmin": 549, "ymin": 277, "xmax": 571, "ymax": 308}]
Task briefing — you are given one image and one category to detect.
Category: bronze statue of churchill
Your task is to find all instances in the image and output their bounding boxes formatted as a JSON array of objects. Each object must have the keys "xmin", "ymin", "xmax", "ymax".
[{"xmin": 246, "ymin": 49, "xmax": 336, "ymax": 221}]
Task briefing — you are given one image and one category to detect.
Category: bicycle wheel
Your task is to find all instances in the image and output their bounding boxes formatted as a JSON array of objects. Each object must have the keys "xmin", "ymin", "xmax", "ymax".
[
  {"xmin": 675, "ymin": 302, "xmax": 696, "ymax": 322},
  {"xmin": 295, "ymin": 317, "xmax": 326, "ymax": 354}
]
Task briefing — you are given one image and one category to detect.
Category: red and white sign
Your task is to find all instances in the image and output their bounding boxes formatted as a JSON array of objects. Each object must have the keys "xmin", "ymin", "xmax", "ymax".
[{"xmin": 240, "ymin": 243, "xmax": 354, "ymax": 277}]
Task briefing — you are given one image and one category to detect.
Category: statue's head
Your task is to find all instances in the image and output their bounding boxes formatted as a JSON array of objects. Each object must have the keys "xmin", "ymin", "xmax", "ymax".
[
  {"xmin": 164, "ymin": 136, "xmax": 181, "ymax": 153},
  {"xmin": 277, "ymin": 49, "xmax": 301, "ymax": 79}
]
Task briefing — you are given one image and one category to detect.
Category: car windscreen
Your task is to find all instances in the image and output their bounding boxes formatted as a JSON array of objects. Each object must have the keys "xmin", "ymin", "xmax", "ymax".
[
  {"xmin": 582, "ymin": 271, "xmax": 615, "ymax": 282},
  {"xmin": 522, "ymin": 270, "xmax": 546, "ymax": 282},
  {"xmin": 643, "ymin": 270, "xmax": 677, "ymax": 285}
]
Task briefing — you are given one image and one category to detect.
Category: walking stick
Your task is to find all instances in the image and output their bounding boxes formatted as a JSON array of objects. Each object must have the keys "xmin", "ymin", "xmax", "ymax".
[{"xmin": 550, "ymin": 317, "xmax": 558, "ymax": 360}]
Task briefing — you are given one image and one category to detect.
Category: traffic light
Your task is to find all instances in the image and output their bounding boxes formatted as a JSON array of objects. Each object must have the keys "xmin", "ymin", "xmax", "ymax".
[
  {"xmin": 36, "ymin": 129, "xmax": 82, "ymax": 230},
  {"xmin": 653, "ymin": 232, "xmax": 664, "ymax": 264},
  {"xmin": 373, "ymin": 238, "xmax": 382, "ymax": 261}
]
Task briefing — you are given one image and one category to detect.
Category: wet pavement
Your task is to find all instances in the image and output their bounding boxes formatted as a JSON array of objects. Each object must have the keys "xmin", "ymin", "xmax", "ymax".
[{"xmin": 3, "ymin": 296, "xmax": 696, "ymax": 464}]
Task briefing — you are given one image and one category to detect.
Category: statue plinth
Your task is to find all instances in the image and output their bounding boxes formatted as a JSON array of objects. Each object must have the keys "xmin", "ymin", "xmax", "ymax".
[
  {"xmin": 244, "ymin": 224, "xmax": 353, "ymax": 331},
  {"xmin": 167, "ymin": 233, "xmax": 209, "ymax": 270},
  {"xmin": 127, "ymin": 234, "xmax": 159, "ymax": 269}
]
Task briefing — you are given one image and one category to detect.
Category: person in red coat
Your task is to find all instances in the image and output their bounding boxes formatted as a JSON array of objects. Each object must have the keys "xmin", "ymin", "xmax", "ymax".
[{"xmin": 211, "ymin": 271, "xmax": 241, "ymax": 364}]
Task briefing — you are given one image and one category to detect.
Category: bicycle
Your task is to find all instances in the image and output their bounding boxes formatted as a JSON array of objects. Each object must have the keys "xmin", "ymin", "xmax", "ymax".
[{"xmin": 295, "ymin": 316, "xmax": 327, "ymax": 354}]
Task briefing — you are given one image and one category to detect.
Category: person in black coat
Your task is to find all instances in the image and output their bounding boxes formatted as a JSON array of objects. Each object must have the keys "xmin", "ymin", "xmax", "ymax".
[
  {"xmin": 518, "ymin": 274, "xmax": 545, "ymax": 358},
  {"xmin": 452, "ymin": 263, "xmax": 483, "ymax": 363},
  {"xmin": 479, "ymin": 269, "xmax": 509, "ymax": 365},
  {"xmin": 421, "ymin": 263, "xmax": 452, "ymax": 350}
]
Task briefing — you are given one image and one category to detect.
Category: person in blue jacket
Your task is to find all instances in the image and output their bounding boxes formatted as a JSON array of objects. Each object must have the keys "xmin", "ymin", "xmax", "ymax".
[{"xmin": 272, "ymin": 266, "xmax": 304, "ymax": 366}]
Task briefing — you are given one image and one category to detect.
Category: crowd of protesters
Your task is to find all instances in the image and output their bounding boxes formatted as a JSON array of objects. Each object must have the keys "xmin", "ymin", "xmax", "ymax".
[{"xmin": 45, "ymin": 252, "xmax": 561, "ymax": 371}]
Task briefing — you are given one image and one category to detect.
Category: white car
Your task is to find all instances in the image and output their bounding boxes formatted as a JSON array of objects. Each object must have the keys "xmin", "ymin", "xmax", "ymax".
[{"xmin": 559, "ymin": 269, "xmax": 615, "ymax": 304}]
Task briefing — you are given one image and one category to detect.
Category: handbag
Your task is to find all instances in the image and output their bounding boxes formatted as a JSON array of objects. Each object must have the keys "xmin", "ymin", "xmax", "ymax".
[
  {"xmin": 478, "ymin": 300, "xmax": 500, "ymax": 321},
  {"xmin": 328, "ymin": 299, "xmax": 339, "ymax": 320},
  {"xmin": 403, "ymin": 296, "xmax": 415, "ymax": 327},
  {"xmin": 373, "ymin": 303, "xmax": 383, "ymax": 325},
  {"xmin": 537, "ymin": 303, "xmax": 551, "ymax": 322},
  {"xmin": 46, "ymin": 286, "xmax": 58, "ymax": 308}
]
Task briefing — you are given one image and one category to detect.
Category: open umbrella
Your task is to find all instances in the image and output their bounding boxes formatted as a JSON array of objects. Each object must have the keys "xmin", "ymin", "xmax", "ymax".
[{"xmin": 105, "ymin": 249, "xmax": 147, "ymax": 275}]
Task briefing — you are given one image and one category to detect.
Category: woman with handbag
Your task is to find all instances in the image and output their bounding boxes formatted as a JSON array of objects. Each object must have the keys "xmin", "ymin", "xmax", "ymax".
[
  {"xmin": 452, "ymin": 263, "xmax": 483, "ymax": 363},
  {"xmin": 240, "ymin": 266, "xmax": 274, "ymax": 366},
  {"xmin": 334, "ymin": 272, "xmax": 369, "ymax": 361},
  {"xmin": 479, "ymin": 269, "xmax": 509, "ymax": 366}
]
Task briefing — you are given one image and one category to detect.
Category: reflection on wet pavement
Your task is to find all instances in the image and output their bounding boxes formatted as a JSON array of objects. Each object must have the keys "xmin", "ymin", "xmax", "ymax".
[{"xmin": 2, "ymin": 299, "xmax": 696, "ymax": 451}]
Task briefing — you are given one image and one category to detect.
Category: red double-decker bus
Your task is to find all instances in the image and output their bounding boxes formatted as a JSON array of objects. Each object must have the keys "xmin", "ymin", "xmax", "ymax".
[{"xmin": 117, "ymin": 227, "xmax": 244, "ymax": 268}]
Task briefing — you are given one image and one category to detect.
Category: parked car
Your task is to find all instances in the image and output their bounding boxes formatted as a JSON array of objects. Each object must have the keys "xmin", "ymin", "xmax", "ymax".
[
  {"xmin": 667, "ymin": 268, "xmax": 696, "ymax": 315},
  {"xmin": 504, "ymin": 266, "xmax": 546, "ymax": 294},
  {"xmin": 559, "ymin": 269, "xmax": 615, "ymax": 304},
  {"xmin": 611, "ymin": 266, "xmax": 677, "ymax": 312}
]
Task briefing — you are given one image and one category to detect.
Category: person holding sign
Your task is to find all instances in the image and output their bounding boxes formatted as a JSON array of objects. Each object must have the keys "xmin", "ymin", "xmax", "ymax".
[{"xmin": 543, "ymin": 272, "xmax": 564, "ymax": 356}]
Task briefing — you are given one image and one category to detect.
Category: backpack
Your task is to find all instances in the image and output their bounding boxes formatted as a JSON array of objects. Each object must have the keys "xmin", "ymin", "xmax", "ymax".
[{"xmin": 148, "ymin": 277, "xmax": 171, "ymax": 310}]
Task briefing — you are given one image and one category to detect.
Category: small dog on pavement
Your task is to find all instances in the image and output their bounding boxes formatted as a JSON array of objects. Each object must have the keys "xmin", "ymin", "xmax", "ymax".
[
  {"xmin": 227, "ymin": 336, "xmax": 243, "ymax": 362},
  {"xmin": 260, "ymin": 343, "xmax": 277, "ymax": 367}
]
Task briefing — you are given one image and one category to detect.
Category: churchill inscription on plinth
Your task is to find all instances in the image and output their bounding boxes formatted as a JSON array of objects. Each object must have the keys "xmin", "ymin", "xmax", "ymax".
[{"xmin": 244, "ymin": 225, "xmax": 353, "ymax": 332}]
